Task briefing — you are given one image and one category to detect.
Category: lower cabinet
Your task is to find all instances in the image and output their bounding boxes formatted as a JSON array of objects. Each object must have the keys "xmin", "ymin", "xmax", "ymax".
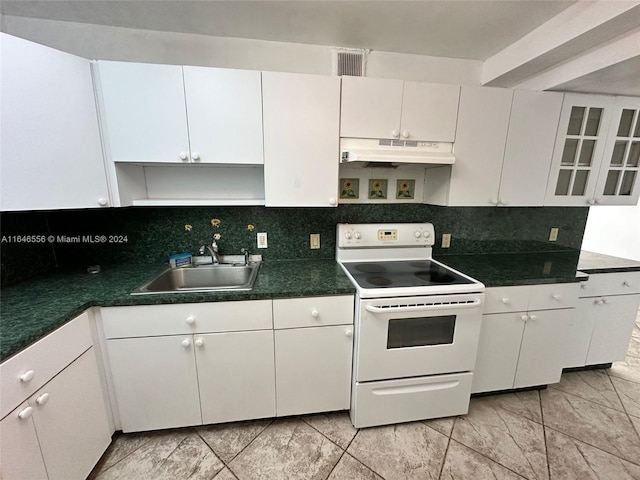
[{"xmin": 1, "ymin": 348, "xmax": 112, "ymax": 480}]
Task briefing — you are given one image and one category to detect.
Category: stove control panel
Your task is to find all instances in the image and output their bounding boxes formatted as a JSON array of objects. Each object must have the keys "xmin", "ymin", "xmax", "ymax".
[{"xmin": 337, "ymin": 223, "xmax": 434, "ymax": 248}]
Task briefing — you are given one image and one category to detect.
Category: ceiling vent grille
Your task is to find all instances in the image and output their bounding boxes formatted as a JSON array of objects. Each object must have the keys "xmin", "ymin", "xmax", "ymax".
[{"xmin": 332, "ymin": 48, "xmax": 368, "ymax": 76}]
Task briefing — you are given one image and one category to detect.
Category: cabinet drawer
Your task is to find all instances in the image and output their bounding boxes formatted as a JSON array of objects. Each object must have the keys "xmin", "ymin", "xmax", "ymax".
[
  {"xmin": 101, "ymin": 300, "xmax": 272, "ymax": 339},
  {"xmin": 273, "ymin": 295, "xmax": 354, "ymax": 329},
  {"xmin": 1, "ymin": 311, "xmax": 93, "ymax": 419},
  {"xmin": 579, "ymin": 272, "xmax": 640, "ymax": 297},
  {"xmin": 484, "ymin": 286, "xmax": 529, "ymax": 314},
  {"xmin": 528, "ymin": 283, "xmax": 579, "ymax": 311}
]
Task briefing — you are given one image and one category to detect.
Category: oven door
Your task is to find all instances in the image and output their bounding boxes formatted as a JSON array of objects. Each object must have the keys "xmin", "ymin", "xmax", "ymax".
[{"xmin": 355, "ymin": 293, "xmax": 484, "ymax": 382}]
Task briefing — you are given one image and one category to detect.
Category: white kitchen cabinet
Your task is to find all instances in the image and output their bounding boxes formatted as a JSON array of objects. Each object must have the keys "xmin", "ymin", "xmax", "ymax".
[
  {"xmin": 340, "ymin": 77, "xmax": 460, "ymax": 142},
  {"xmin": 263, "ymin": 71, "xmax": 341, "ymax": 207},
  {"xmin": 1, "ymin": 402, "xmax": 48, "ymax": 480},
  {"xmin": 273, "ymin": 295, "xmax": 354, "ymax": 416},
  {"xmin": 0, "ymin": 33, "xmax": 110, "ymax": 211},
  {"xmin": 473, "ymin": 284, "xmax": 579, "ymax": 393}
]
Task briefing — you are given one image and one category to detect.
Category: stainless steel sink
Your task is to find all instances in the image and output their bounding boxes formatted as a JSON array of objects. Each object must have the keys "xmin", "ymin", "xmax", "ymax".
[{"xmin": 132, "ymin": 262, "xmax": 261, "ymax": 294}]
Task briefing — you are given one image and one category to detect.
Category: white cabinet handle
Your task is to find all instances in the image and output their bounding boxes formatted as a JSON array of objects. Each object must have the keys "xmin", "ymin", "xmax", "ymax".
[
  {"xmin": 595, "ymin": 298, "xmax": 603, "ymax": 305},
  {"xmin": 401, "ymin": 130, "xmax": 410, "ymax": 138},
  {"xmin": 498, "ymin": 199, "xmax": 507, "ymax": 206},
  {"xmin": 35, "ymin": 393, "xmax": 50, "ymax": 406},
  {"xmin": 20, "ymin": 370, "xmax": 35, "ymax": 383},
  {"xmin": 97, "ymin": 197, "xmax": 108, "ymax": 207},
  {"xmin": 191, "ymin": 152, "xmax": 200, "ymax": 161},
  {"xmin": 623, "ymin": 281, "xmax": 631, "ymax": 287},
  {"xmin": 490, "ymin": 199, "xmax": 499, "ymax": 206},
  {"xmin": 580, "ymin": 283, "xmax": 587, "ymax": 289},
  {"xmin": 520, "ymin": 315, "xmax": 529, "ymax": 321},
  {"xmin": 552, "ymin": 294, "xmax": 561, "ymax": 301},
  {"xmin": 186, "ymin": 316, "xmax": 196, "ymax": 325},
  {"xmin": 194, "ymin": 338, "xmax": 204, "ymax": 347},
  {"xmin": 18, "ymin": 406, "xmax": 33, "ymax": 420},
  {"xmin": 345, "ymin": 329, "xmax": 353, "ymax": 337},
  {"xmin": 181, "ymin": 339, "xmax": 191, "ymax": 348},
  {"xmin": 311, "ymin": 309, "xmax": 319, "ymax": 318},
  {"xmin": 501, "ymin": 298, "xmax": 510, "ymax": 305},
  {"xmin": 529, "ymin": 314, "xmax": 538, "ymax": 321},
  {"xmin": 329, "ymin": 198, "xmax": 337, "ymax": 206},
  {"xmin": 178, "ymin": 152, "xmax": 189, "ymax": 161},
  {"xmin": 587, "ymin": 198, "xmax": 596, "ymax": 205},
  {"xmin": 391, "ymin": 129, "xmax": 400, "ymax": 138}
]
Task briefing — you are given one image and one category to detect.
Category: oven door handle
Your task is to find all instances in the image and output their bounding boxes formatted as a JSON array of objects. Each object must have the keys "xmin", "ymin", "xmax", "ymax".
[{"xmin": 365, "ymin": 298, "xmax": 482, "ymax": 314}]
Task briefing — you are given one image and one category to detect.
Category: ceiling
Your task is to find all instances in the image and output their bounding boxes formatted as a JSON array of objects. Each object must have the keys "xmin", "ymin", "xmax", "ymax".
[{"xmin": 1, "ymin": 0, "xmax": 639, "ymax": 96}]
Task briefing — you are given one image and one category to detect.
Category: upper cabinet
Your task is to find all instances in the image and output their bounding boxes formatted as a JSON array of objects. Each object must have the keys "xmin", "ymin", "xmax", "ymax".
[
  {"xmin": 95, "ymin": 61, "xmax": 263, "ymax": 165},
  {"xmin": 262, "ymin": 72, "xmax": 341, "ymax": 207},
  {"xmin": 0, "ymin": 34, "xmax": 110, "ymax": 211},
  {"xmin": 340, "ymin": 77, "xmax": 460, "ymax": 142}
]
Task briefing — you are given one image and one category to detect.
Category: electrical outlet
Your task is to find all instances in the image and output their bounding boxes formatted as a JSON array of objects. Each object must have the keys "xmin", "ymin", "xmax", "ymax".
[
  {"xmin": 549, "ymin": 228, "xmax": 559, "ymax": 242},
  {"xmin": 257, "ymin": 232, "xmax": 268, "ymax": 248},
  {"xmin": 310, "ymin": 233, "xmax": 320, "ymax": 249},
  {"xmin": 442, "ymin": 233, "xmax": 451, "ymax": 248}
]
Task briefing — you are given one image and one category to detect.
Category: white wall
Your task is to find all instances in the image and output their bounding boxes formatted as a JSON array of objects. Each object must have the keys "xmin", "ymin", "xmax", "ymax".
[
  {"xmin": 0, "ymin": 14, "xmax": 482, "ymax": 85},
  {"xmin": 582, "ymin": 205, "xmax": 640, "ymax": 261}
]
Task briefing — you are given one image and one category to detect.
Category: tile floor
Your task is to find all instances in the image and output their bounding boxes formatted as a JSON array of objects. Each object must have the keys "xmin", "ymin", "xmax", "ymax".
[{"xmin": 90, "ymin": 313, "xmax": 640, "ymax": 480}]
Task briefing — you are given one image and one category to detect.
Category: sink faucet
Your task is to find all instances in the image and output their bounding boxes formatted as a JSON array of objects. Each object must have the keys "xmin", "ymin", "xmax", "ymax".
[
  {"xmin": 241, "ymin": 248, "xmax": 249, "ymax": 266},
  {"xmin": 199, "ymin": 239, "xmax": 221, "ymax": 264}
]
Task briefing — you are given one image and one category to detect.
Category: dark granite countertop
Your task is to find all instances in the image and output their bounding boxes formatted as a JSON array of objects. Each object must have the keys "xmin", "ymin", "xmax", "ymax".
[
  {"xmin": 577, "ymin": 250, "xmax": 640, "ymax": 274},
  {"xmin": 0, "ymin": 259, "xmax": 355, "ymax": 361}
]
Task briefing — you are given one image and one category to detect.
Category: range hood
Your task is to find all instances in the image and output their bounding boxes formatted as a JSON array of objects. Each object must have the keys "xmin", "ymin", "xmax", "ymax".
[{"xmin": 340, "ymin": 138, "xmax": 455, "ymax": 166}]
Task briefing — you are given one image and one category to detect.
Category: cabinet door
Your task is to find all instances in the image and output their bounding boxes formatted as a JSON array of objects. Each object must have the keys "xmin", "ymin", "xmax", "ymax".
[
  {"xmin": 593, "ymin": 97, "xmax": 640, "ymax": 205},
  {"xmin": 564, "ymin": 298, "xmax": 598, "ymax": 368},
  {"xmin": 95, "ymin": 61, "xmax": 190, "ymax": 163},
  {"xmin": 586, "ymin": 294, "xmax": 640, "ymax": 365},
  {"xmin": 514, "ymin": 309, "xmax": 574, "ymax": 389},
  {"xmin": 263, "ymin": 72, "xmax": 340, "ymax": 207},
  {"xmin": 30, "ymin": 348, "xmax": 111, "ymax": 480},
  {"xmin": 545, "ymin": 93, "xmax": 615, "ymax": 206},
  {"xmin": 447, "ymin": 86, "xmax": 513, "ymax": 206},
  {"xmin": 275, "ymin": 325, "xmax": 353, "ymax": 416},
  {"xmin": 183, "ymin": 66, "xmax": 263, "ymax": 164},
  {"xmin": 0, "ymin": 33, "xmax": 110, "ymax": 211},
  {"xmin": 340, "ymin": 76, "xmax": 403, "ymax": 139},
  {"xmin": 401, "ymin": 81, "xmax": 460, "ymax": 142},
  {"xmin": 196, "ymin": 330, "xmax": 275, "ymax": 424},
  {"xmin": 498, "ymin": 90, "xmax": 564, "ymax": 206},
  {"xmin": 0, "ymin": 402, "xmax": 48, "ymax": 480},
  {"xmin": 107, "ymin": 336, "xmax": 201, "ymax": 432},
  {"xmin": 471, "ymin": 313, "xmax": 525, "ymax": 394}
]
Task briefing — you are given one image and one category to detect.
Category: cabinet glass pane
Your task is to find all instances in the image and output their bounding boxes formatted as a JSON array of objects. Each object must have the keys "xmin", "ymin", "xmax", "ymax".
[
  {"xmin": 628, "ymin": 142, "xmax": 639, "ymax": 167},
  {"xmin": 572, "ymin": 170, "xmax": 589, "ymax": 196},
  {"xmin": 578, "ymin": 140, "xmax": 595, "ymax": 166},
  {"xmin": 567, "ymin": 107, "xmax": 585, "ymax": 135},
  {"xmin": 561, "ymin": 139, "xmax": 579, "ymax": 166},
  {"xmin": 620, "ymin": 171, "xmax": 636, "ymax": 196},
  {"xmin": 555, "ymin": 169, "xmax": 572, "ymax": 196},
  {"xmin": 585, "ymin": 108, "xmax": 602, "ymax": 136},
  {"xmin": 603, "ymin": 170, "xmax": 620, "ymax": 195},
  {"xmin": 635, "ymin": 115, "xmax": 640, "ymax": 138},
  {"xmin": 611, "ymin": 141, "xmax": 627, "ymax": 166},
  {"xmin": 617, "ymin": 109, "xmax": 635, "ymax": 137}
]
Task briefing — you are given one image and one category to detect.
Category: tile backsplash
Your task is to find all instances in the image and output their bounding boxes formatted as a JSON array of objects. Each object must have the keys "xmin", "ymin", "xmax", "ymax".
[{"xmin": 1, "ymin": 204, "xmax": 588, "ymax": 286}]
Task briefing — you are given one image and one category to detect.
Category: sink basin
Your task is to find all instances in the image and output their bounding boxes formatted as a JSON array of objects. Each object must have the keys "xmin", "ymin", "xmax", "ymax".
[{"xmin": 132, "ymin": 262, "xmax": 261, "ymax": 294}]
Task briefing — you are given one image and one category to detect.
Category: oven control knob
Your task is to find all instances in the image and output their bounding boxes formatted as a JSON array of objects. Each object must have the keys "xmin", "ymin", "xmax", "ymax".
[
  {"xmin": 354, "ymin": 231, "xmax": 361, "ymax": 240},
  {"xmin": 345, "ymin": 232, "xmax": 352, "ymax": 240}
]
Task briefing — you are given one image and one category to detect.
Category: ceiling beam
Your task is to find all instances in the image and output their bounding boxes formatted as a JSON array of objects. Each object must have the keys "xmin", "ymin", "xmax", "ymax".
[{"xmin": 481, "ymin": 1, "xmax": 640, "ymax": 88}]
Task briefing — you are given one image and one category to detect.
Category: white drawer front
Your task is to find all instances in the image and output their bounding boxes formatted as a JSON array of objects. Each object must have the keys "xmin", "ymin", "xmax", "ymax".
[
  {"xmin": 273, "ymin": 295, "xmax": 354, "ymax": 329},
  {"xmin": 580, "ymin": 272, "xmax": 640, "ymax": 297},
  {"xmin": 1, "ymin": 311, "xmax": 93, "ymax": 419},
  {"xmin": 528, "ymin": 283, "xmax": 579, "ymax": 311},
  {"xmin": 484, "ymin": 286, "xmax": 529, "ymax": 314},
  {"xmin": 101, "ymin": 300, "xmax": 272, "ymax": 338}
]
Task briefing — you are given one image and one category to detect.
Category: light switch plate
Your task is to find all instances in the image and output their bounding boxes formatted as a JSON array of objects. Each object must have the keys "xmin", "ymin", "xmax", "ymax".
[
  {"xmin": 442, "ymin": 233, "xmax": 451, "ymax": 248},
  {"xmin": 310, "ymin": 234, "xmax": 320, "ymax": 249},
  {"xmin": 257, "ymin": 232, "xmax": 268, "ymax": 248},
  {"xmin": 549, "ymin": 228, "xmax": 559, "ymax": 242}
]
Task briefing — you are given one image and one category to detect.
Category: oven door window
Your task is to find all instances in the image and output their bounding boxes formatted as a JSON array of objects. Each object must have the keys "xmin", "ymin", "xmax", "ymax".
[{"xmin": 387, "ymin": 315, "xmax": 456, "ymax": 349}]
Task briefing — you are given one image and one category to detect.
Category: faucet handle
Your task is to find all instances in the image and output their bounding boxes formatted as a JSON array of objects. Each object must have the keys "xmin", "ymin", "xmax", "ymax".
[{"xmin": 241, "ymin": 248, "xmax": 249, "ymax": 265}]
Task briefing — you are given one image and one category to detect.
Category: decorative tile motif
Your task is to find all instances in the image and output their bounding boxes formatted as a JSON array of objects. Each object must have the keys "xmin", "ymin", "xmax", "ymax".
[
  {"xmin": 609, "ymin": 355, "xmax": 640, "ymax": 384},
  {"xmin": 396, "ymin": 179, "xmax": 415, "ymax": 199},
  {"xmin": 477, "ymin": 390, "xmax": 543, "ymax": 424},
  {"xmin": 540, "ymin": 387, "xmax": 640, "ymax": 463},
  {"xmin": 549, "ymin": 370, "xmax": 624, "ymax": 412},
  {"xmin": 440, "ymin": 440, "xmax": 526, "ymax": 479},
  {"xmin": 213, "ymin": 468, "xmax": 238, "ymax": 480},
  {"xmin": 326, "ymin": 453, "xmax": 383, "ymax": 480},
  {"xmin": 339, "ymin": 178, "xmax": 359, "ymax": 199},
  {"xmin": 451, "ymin": 396, "xmax": 549, "ymax": 480},
  {"xmin": 545, "ymin": 427, "xmax": 640, "ymax": 479},
  {"xmin": 347, "ymin": 422, "xmax": 448, "ymax": 480},
  {"xmin": 228, "ymin": 418, "xmax": 342, "ymax": 480},
  {"xmin": 301, "ymin": 411, "xmax": 357, "ymax": 449},
  {"xmin": 368, "ymin": 179, "xmax": 388, "ymax": 199},
  {"xmin": 423, "ymin": 416, "xmax": 456, "ymax": 437},
  {"xmin": 196, "ymin": 419, "xmax": 272, "ymax": 463},
  {"xmin": 609, "ymin": 376, "xmax": 640, "ymax": 418},
  {"xmin": 91, "ymin": 431, "xmax": 159, "ymax": 473}
]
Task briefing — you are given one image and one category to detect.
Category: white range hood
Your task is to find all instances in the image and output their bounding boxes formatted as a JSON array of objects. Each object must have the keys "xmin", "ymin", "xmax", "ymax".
[{"xmin": 340, "ymin": 138, "xmax": 455, "ymax": 166}]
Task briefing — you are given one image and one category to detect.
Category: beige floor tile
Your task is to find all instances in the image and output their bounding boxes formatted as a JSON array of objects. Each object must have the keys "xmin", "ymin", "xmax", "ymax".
[
  {"xmin": 476, "ymin": 390, "xmax": 543, "ymax": 424},
  {"xmin": 196, "ymin": 419, "xmax": 272, "ymax": 463},
  {"xmin": 423, "ymin": 416, "xmax": 456, "ymax": 437},
  {"xmin": 228, "ymin": 418, "xmax": 342, "ymax": 480},
  {"xmin": 301, "ymin": 411, "xmax": 357, "ymax": 449},
  {"xmin": 540, "ymin": 388, "xmax": 640, "ymax": 463},
  {"xmin": 440, "ymin": 440, "xmax": 526, "ymax": 479},
  {"xmin": 627, "ymin": 333, "xmax": 640, "ymax": 358},
  {"xmin": 630, "ymin": 415, "xmax": 640, "ymax": 440},
  {"xmin": 550, "ymin": 370, "xmax": 624, "ymax": 411},
  {"xmin": 347, "ymin": 421, "xmax": 448, "ymax": 480},
  {"xmin": 546, "ymin": 427, "xmax": 640, "ymax": 479},
  {"xmin": 327, "ymin": 453, "xmax": 383, "ymax": 480},
  {"xmin": 451, "ymin": 396, "xmax": 548, "ymax": 480},
  {"xmin": 609, "ymin": 355, "xmax": 640, "ymax": 384},
  {"xmin": 610, "ymin": 376, "xmax": 640, "ymax": 418},
  {"xmin": 90, "ymin": 430, "xmax": 159, "ymax": 475},
  {"xmin": 214, "ymin": 468, "xmax": 238, "ymax": 480}
]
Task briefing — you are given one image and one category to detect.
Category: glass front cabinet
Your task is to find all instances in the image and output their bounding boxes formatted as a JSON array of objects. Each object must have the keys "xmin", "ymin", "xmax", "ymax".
[{"xmin": 545, "ymin": 94, "xmax": 640, "ymax": 206}]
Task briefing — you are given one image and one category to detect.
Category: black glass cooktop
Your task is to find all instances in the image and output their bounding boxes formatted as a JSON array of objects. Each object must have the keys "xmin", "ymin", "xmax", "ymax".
[{"xmin": 342, "ymin": 260, "xmax": 475, "ymax": 289}]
